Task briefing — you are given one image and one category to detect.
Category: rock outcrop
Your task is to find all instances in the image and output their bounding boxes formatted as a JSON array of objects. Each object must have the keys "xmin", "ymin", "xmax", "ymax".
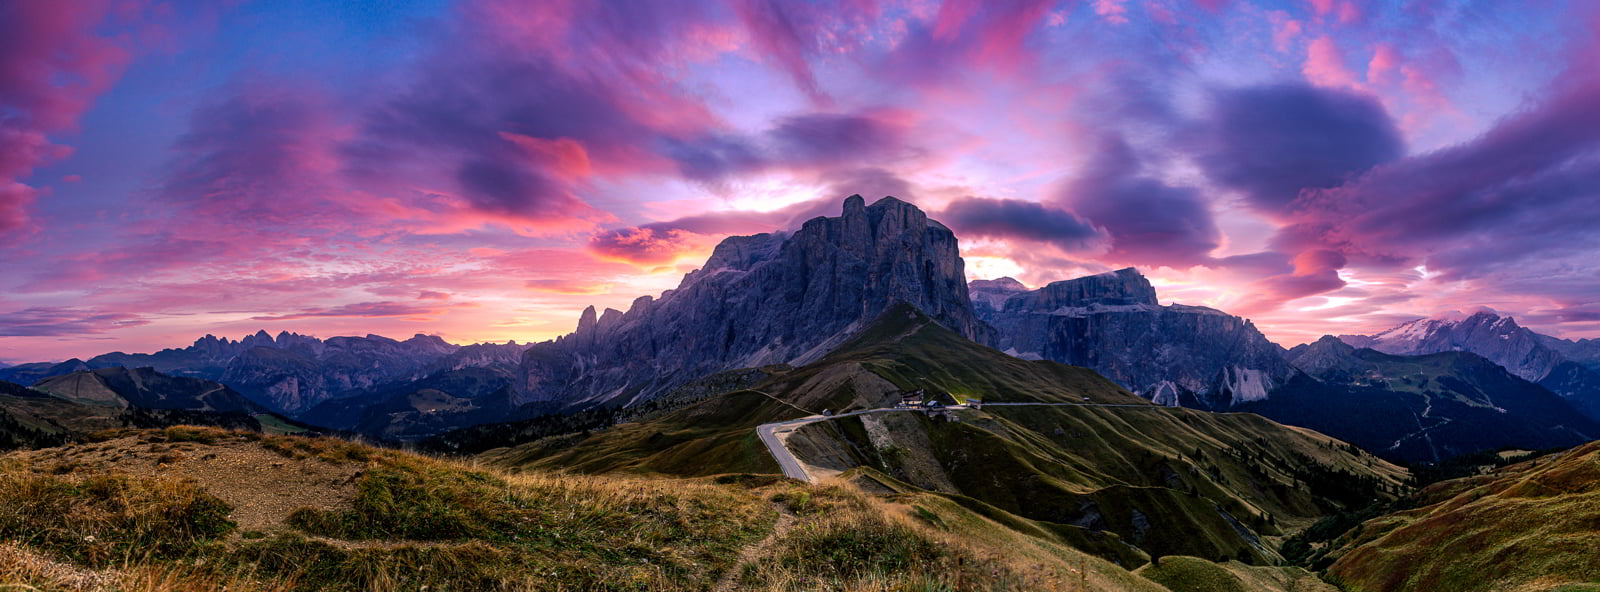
[
  {"xmin": 518, "ymin": 195, "xmax": 988, "ymax": 406},
  {"xmin": 972, "ymin": 268, "xmax": 1296, "ymax": 408}
]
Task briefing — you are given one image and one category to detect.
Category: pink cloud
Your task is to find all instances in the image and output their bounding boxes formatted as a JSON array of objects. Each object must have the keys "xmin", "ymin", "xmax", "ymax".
[
  {"xmin": 1336, "ymin": 2, "xmax": 1363, "ymax": 24},
  {"xmin": 1303, "ymin": 36, "xmax": 1358, "ymax": 88},
  {"xmin": 1366, "ymin": 42, "xmax": 1400, "ymax": 84},
  {"xmin": 588, "ymin": 226, "xmax": 704, "ymax": 265},
  {"xmin": 249, "ymin": 301, "xmax": 454, "ymax": 322},
  {"xmin": 0, "ymin": 1, "xmax": 137, "ymax": 234},
  {"xmin": 1094, "ymin": 0, "xmax": 1130, "ymax": 25},
  {"xmin": 0, "ymin": 306, "xmax": 150, "ymax": 337},
  {"xmin": 524, "ymin": 279, "xmax": 614, "ymax": 295},
  {"xmin": 1268, "ymin": 11, "xmax": 1303, "ymax": 53},
  {"xmin": 1306, "ymin": 0, "xmax": 1335, "ymax": 17}
]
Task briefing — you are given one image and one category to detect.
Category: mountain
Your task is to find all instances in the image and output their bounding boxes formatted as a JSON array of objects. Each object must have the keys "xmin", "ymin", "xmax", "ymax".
[
  {"xmin": 0, "ymin": 358, "xmax": 92, "ymax": 385},
  {"xmin": 1326, "ymin": 441, "xmax": 1600, "ymax": 592},
  {"xmin": 488, "ymin": 304, "xmax": 1409, "ymax": 567},
  {"xmin": 516, "ymin": 195, "xmax": 989, "ymax": 408},
  {"xmin": 1239, "ymin": 337, "xmax": 1600, "ymax": 463},
  {"xmin": 1343, "ymin": 312, "xmax": 1600, "ymax": 420},
  {"xmin": 0, "ymin": 331, "xmax": 529, "ymax": 415},
  {"xmin": 1538, "ymin": 334, "xmax": 1600, "ymax": 370},
  {"xmin": 298, "ymin": 366, "xmax": 532, "ymax": 441},
  {"xmin": 973, "ymin": 268, "xmax": 1297, "ymax": 409},
  {"xmin": 0, "ymin": 368, "xmax": 306, "ymax": 450}
]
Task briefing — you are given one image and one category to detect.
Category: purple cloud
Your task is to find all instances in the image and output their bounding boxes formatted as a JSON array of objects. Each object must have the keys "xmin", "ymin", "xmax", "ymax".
[
  {"xmin": 1197, "ymin": 84, "xmax": 1403, "ymax": 214},
  {"xmin": 939, "ymin": 197, "xmax": 1103, "ymax": 252},
  {"xmin": 0, "ymin": 307, "xmax": 149, "ymax": 337},
  {"xmin": 1294, "ymin": 70, "xmax": 1600, "ymax": 287},
  {"xmin": 1059, "ymin": 136, "xmax": 1221, "ymax": 268},
  {"xmin": 249, "ymin": 302, "xmax": 448, "ymax": 322}
]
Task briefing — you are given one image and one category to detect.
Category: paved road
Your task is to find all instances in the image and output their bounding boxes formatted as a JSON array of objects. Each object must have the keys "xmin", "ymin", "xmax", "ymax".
[{"xmin": 755, "ymin": 401, "xmax": 1167, "ymax": 483}]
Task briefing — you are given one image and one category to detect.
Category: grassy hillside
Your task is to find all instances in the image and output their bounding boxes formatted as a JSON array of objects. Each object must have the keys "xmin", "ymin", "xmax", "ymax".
[
  {"xmin": 1326, "ymin": 440, "xmax": 1600, "ymax": 592},
  {"xmin": 1137, "ymin": 555, "xmax": 1336, "ymax": 592},
  {"xmin": 1, "ymin": 369, "xmax": 307, "ymax": 452},
  {"xmin": 486, "ymin": 305, "xmax": 1408, "ymax": 566},
  {"xmin": 0, "ymin": 427, "xmax": 1340, "ymax": 592}
]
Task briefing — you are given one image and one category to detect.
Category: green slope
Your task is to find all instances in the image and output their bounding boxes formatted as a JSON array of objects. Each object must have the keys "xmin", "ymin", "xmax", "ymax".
[
  {"xmin": 1327, "ymin": 440, "xmax": 1600, "ymax": 592},
  {"xmin": 485, "ymin": 304, "xmax": 1408, "ymax": 566}
]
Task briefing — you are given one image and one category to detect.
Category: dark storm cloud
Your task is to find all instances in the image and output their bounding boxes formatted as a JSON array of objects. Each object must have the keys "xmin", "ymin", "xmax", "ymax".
[
  {"xmin": 939, "ymin": 197, "xmax": 1104, "ymax": 252},
  {"xmin": 1059, "ymin": 136, "xmax": 1221, "ymax": 268},
  {"xmin": 1196, "ymin": 84, "xmax": 1403, "ymax": 214}
]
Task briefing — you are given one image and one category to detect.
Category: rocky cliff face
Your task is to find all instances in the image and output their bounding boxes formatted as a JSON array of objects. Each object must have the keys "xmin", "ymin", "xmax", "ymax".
[
  {"xmin": 518, "ymin": 195, "xmax": 988, "ymax": 406},
  {"xmin": 972, "ymin": 268, "xmax": 1295, "ymax": 408},
  {"xmin": 1343, "ymin": 312, "xmax": 1600, "ymax": 421}
]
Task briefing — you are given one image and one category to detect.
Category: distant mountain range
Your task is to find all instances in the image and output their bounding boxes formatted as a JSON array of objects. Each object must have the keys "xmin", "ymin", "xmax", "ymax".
[
  {"xmin": 1, "ymin": 367, "xmax": 307, "ymax": 450},
  {"xmin": 2, "ymin": 195, "xmax": 1594, "ymax": 464},
  {"xmin": 1340, "ymin": 312, "xmax": 1600, "ymax": 420},
  {"xmin": 0, "ymin": 330, "xmax": 529, "ymax": 415}
]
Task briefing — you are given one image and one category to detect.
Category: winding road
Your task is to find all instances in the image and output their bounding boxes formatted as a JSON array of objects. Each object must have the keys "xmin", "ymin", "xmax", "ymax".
[{"xmin": 756, "ymin": 400, "xmax": 1167, "ymax": 483}]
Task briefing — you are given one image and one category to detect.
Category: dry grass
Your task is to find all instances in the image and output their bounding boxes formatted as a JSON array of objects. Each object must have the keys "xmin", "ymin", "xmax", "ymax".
[
  {"xmin": 729, "ymin": 480, "xmax": 1173, "ymax": 592},
  {"xmin": 1328, "ymin": 441, "xmax": 1600, "ymax": 592},
  {"xmin": 0, "ymin": 427, "xmax": 1373, "ymax": 592}
]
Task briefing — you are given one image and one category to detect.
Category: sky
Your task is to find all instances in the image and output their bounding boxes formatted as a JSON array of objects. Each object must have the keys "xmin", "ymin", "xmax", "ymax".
[{"xmin": 2, "ymin": 0, "xmax": 1599, "ymax": 363}]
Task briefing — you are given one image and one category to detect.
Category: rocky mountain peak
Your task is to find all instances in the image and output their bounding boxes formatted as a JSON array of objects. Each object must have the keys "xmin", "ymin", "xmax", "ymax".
[
  {"xmin": 519, "ymin": 194, "xmax": 989, "ymax": 407},
  {"xmin": 1350, "ymin": 312, "xmax": 1560, "ymax": 382},
  {"xmin": 1285, "ymin": 335, "xmax": 1361, "ymax": 377},
  {"xmin": 971, "ymin": 277, "xmax": 1027, "ymax": 291},
  {"xmin": 968, "ymin": 277, "xmax": 1030, "ymax": 311},
  {"xmin": 241, "ymin": 330, "xmax": 276, "ymax": 349},
  {"xmin": 576, "ymin": 305, "xmax": 598, "ymax": 333},
  {"xmin": 1004, "ymin": 267, "xmax": 1158, "ymax": 312}
]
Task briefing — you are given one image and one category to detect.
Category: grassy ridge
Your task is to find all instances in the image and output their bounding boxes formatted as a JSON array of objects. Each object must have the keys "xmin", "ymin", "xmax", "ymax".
[
  {"xmin": 1327, "ymin": 440, "xmax": 1600, "ymax": 592},
  {"xmin": 0, "ymin": 427, "xmax": 1375, "ymax": 591}
]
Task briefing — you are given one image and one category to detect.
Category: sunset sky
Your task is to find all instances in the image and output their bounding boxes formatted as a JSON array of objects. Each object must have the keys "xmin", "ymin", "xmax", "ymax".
[{"xmin": 3, "ymin": 0, "xmax": 1598, "ymax": 363}]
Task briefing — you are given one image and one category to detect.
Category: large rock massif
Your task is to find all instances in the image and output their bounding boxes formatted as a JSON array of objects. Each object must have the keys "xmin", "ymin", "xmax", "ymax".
[
  {"xmin": 972, "ymin": 268, "xmax": 1296, "ymax": 409},
  {"xmin": 1343, "ymin": 312, "xmax": 1600, "ymax": 420},
  {"xmin": 518, "ymin": 195, "xmax": 988, "ymax": 406}
]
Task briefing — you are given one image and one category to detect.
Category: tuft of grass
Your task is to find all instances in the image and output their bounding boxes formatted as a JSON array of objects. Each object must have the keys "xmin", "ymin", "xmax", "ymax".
[
  {"xmin": 159, "ymin": 426, "xmax": 233, "ymax": 445},
  {"xmin": 0, "ymin": 464, "xmax": 234, "ymax": 567},
  {"xmin": 259, "ymin": 435, "xmax": 371, "ymax": 463},
  {"xmin": 738, "ymin": 485, "xmax": 1043, "ymax": 591}
]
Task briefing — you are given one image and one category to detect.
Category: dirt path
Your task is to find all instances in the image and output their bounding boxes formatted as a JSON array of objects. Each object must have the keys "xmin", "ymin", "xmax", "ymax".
[{"xmin": 712, "ymin": 503, "xmax": 798, "ymax": 592}]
